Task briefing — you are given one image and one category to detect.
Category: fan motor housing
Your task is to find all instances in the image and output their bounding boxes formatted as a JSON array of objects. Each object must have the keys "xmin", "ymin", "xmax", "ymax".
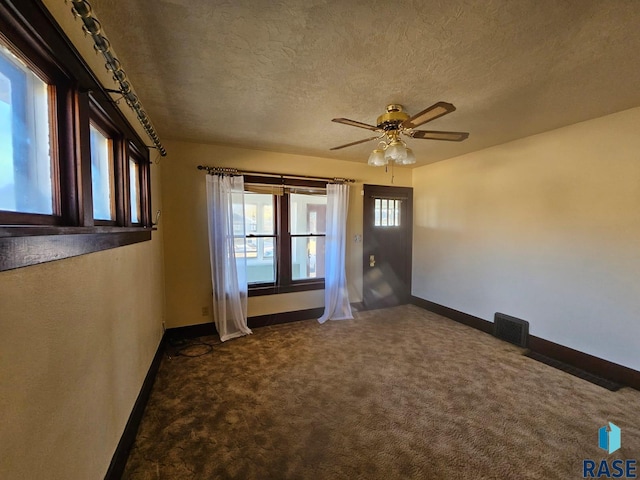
[{"xmin": 377, "ymin": 104, "xmax": 409, "ymax": 130}]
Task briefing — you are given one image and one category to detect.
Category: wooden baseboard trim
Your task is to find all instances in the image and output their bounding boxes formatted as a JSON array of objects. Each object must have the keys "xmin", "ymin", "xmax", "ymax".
[
  {"xmin": 165, "ymin": 322, "xmax": 218, "ymax": 342},
  {"xmin": 410, "ymin": 295, "xmax": 493, "ymax": 334},
  {"xmin": 350, "ymin": 302, "xmax": 366, "ymax": 312},
  {"xmin": 164, "ymin": 307, "xmax": 327, "ymax": 341},
  {"xmin": 527, "ymin": 336, "xmax": 640, "ymax": 391},
  {"xmin": 248, "ymin": 307, "xmax": 324, "ymax": 328},
  {"xmin": 410, "ymin": 295, "xmax": 640, "ymax": 391},
  {"xmin": 104, "ymin": 335, "xmax": 165, "ymax": 480}
]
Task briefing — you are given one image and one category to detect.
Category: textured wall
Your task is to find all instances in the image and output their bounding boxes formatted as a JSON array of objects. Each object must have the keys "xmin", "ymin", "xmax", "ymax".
[
  {"xmin": 0, "ymin": 152, "xmax": 164, "ymax": 479},
  {"xmin": 161, "ymin": 139, "xmax": 411, "ymax": 328},
  {"xmin": 412, "ymin": 107, "xmax": 640, "ymax": 371},
  {"xmin": 0, "ymin": 237, "xmax": 165, "ymax": 479},
  {"xmin": 0, "ymin": 3, "xmax": 166, "ymax": 479}
]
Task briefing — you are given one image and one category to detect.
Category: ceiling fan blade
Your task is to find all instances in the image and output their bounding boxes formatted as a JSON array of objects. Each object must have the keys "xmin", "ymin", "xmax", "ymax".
[
  {"xmin": 332, "ymin": 118, "xmax": 381, "ymax": 132},
  {"xmin": 408, "ymin": 130, "xmax": 469, "ymax": 141},
  {"xmin": 330, "ymin": 136, "xmax": 379, "ymax": 150},
  {"xmin": 402, "ymin": 102, "xmax": 456, "ymax": 129}
]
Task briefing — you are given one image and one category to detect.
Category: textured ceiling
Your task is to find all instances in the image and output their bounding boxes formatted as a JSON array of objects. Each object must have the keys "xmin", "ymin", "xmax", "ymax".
[{"xmin": 87, "ymin": 0, "xmax": 640, "ymax": 166}]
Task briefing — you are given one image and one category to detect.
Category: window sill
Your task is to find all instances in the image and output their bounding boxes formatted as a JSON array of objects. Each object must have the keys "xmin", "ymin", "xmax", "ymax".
[
  {"xmin": 0, "ymin": 227, "xmax": 153, "ymax": 272},
  {"xmin": 0, "ymin": 225, "xmax": 155, "ymax": 238},
  {"xmin": 248, "ymin": 280, "xmax": 325, "ymax": 297}
]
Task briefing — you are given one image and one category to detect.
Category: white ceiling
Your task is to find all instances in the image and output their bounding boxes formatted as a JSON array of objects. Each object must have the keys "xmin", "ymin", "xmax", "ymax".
[{"xmin": 88, "ymin": 0, "xmax": 640, "ymax": 167}]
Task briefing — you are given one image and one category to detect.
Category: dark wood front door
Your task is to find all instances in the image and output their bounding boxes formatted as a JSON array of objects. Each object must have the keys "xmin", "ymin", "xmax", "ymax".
[{"xmin": 363, "ymin": 184, "xmax": 413, "ymax": 309}]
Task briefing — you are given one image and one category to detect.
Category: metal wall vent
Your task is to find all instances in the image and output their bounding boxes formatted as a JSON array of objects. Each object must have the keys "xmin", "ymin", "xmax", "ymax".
[{"xmin": 494, "ymin": 313, "xmax": 529, "ymax": 347}]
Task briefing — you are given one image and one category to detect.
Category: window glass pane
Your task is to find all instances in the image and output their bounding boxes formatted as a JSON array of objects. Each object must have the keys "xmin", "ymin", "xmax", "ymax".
[
  {"xmin": 239, "ymin": 236, "xmax": 276, "ymax": 284},
  {"xmin": 381, "ymin": 199, "xmax": 388, "ymax": 226},
  {"xmin": 292, "ymin": 236, "xmax": 325, "ymax": 280},
  {"xmin": 90, "ymin": 124, "xmax": 115, "ymax": 220},
  {"xmin": 290, "ymin": 193, "xmax": 326, "ymax": 234},
  {"xmin": 129, "ymin": 158, "xmax": 140, "ymax": 223},
  {"xmin": 374, "ymin": 197, "xmax": 401, "ymax": 227},
  {"xmin": 245, "ymin": 203, "xmax": 257, "ymax": 233},
  {"xmin": 232, "ymin": 202, "xmax": 244, "ymax": 236},
  {"xmin": 240, "ymin": 191, "xmax": 276, "ymax": 284},
  {"xmin": 244, "ymin": 192, "xmax": 274, "ymax": 234},
  {"xmin": 0, "ymin": 42, "xmax": 52, "ymax": 214},
  {"xmin": 394, "ymin": 200, "xmax": 401, "ymax": 226}
]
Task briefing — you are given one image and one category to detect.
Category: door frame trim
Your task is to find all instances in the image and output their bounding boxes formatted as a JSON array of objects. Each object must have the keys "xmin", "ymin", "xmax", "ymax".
[{"xmin": 362, "ymin": 184, "xmax": 413, "ymax": 308}]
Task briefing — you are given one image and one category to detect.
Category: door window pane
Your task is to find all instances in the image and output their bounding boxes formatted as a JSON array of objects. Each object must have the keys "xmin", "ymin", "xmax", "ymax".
[
  {"xmin": 129, "ymin": 158, "xmax": 140, "ymax": 223},
  {"xmin": 374, "ymin": 198, "xmax": 401, "ymax": 227},
  {"xmin": 90, "ymin": 124, "xmax": 115, "ymax": 220},
  {"xmin": 0, "ymin": 42, "xmax": 53, "ymax": 214}
]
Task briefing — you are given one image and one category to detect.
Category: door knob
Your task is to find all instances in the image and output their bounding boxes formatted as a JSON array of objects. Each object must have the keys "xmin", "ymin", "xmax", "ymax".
[{"xmin": 369, "ymin": 254, "xmax": 375, "ymax": 267}]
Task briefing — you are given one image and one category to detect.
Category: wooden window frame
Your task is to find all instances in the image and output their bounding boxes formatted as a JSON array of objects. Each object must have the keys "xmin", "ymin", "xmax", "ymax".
[
  {"xmin": 127, "ymin": 142, "xmax": 150, "ymax": 227},
  {"xmin": 89, "ymin": 100, "xmax": 121, "ymax": 226},
  {"xmin": 243, "ymin": 175, "xmax": 326, "ymax": 297},
  {"xmin": 0, "ymin": 1, "xmax": 154, "ymax": 272}
]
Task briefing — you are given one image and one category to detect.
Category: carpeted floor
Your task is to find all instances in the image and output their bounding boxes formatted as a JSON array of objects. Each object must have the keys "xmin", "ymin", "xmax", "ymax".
[{"xmin": 122, "ymin": 305, "xmax": 640, "ymax": 479}]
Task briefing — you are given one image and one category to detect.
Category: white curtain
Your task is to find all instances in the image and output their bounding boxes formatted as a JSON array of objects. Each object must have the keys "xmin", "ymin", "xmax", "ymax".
[
  {"xmin": 206, "ymin": 174, "xmax": 252, "ymax": 342},
  {"xmin": 318, "ymin": 183, "xmax": 353, "ymax": 323}
]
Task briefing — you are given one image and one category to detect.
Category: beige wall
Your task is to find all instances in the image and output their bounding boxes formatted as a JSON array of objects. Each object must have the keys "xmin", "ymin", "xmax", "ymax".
[
  {"xmin": 0, "ymin": 233, "xmax": 165, "ymax": 479},
  {"xmin": 0, "ymin": 4, "xmax": 165, "ymax": 480},
  {"xmin": 161, "ymin": 139, "xmax": 411, "ymax": 327},
  {"xmin": 0, "ymin": 161, "xmax": 165, "ymax": 480},
  {"xmin": 412, "ymin": 107, "xmax": 640, "ymax": 371}
]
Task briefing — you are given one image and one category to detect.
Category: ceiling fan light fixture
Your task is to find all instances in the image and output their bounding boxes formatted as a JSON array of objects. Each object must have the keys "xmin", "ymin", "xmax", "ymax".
[
  {"xmin": 402, "ymin": 147, "xmax": 416, "ymax": 165},
  {"xmin": 384, "ymin": 139, "xmax": 407, "ymax": 163},
  {"xmin": 368, "ymin": 148, "xmax": 387, "ymax": 166},
  {"xmin": 330, "ymin": 102, "xmax": 469, "ymax": 168}
]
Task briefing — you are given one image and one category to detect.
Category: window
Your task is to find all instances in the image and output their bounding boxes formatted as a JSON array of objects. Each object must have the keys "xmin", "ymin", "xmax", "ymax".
[
  {"xmin": 90, "ymin": 123, "xmax": 115, "ymax": 221},
  {"xmin": 0, "ymin": 39, "xmax": 54, "ymax": 216},
  {"xmin": 290, "ymin": 192, "xmax": 326, "ymax": 280},
  {"xmin": 241, "ymin": 192, "xmax": 276, "ymax": 284},
  {"xmin": 0, "ymin": 2, "xmax": 154, "ymax": 272},
  {"xmin": 242, "ymin": 177, "xmax": 327, "ymax": 295},
  {"xmin": 129, "ymin": 157, "xmax": 140, "ymax": 224},
  {"xmin": 374, "ymin": 198, "xmax": 402, "ymax": 227}
]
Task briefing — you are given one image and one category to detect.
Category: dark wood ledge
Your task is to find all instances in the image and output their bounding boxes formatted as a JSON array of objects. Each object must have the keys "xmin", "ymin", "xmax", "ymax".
[
  {"xmin": 0, "ymin": 230, "xmax": 152, "ymax": 271},
  {"xmin": 0, "ymin": 225, "xmax": 156, "ymax": 238}
]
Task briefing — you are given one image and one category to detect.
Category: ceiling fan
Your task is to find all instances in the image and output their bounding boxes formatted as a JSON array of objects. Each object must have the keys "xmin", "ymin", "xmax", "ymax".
[{"xmin": 330, "ymin": 102, "xmax": 469, "ymax": 166}]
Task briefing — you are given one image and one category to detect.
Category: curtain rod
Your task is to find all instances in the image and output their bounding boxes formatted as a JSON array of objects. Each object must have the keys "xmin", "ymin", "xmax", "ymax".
[
  {"xmin": 197, "ymin": 165, "xmax": 356, "ymax": 183},
  {"xmin": 69, "ymin": 1, "xmax": 167, "ymax": 156}
]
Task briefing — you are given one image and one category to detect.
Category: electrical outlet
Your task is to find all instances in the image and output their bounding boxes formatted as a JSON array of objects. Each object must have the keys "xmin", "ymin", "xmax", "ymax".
[{"xmin": 202, "ymin": 306, "xmax": 210, "ymax": 316}]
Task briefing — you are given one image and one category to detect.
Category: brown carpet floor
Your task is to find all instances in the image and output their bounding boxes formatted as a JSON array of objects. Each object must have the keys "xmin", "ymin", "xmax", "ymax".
[{"xmin": 123, "ymin": 304, "xmax": 640, "ymax": 479}]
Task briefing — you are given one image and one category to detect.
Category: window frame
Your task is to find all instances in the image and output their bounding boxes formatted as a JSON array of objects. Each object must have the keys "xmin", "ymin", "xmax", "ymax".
[
  {"xmin": 89, "ymin": 101, "xmax": 121, "ymax": 226},
  {"xmin": 243, "ymin": 175, "xmax": 327, "ymax": 297},
  {"xmin": 127, "ymin": 142, "xmax": 150, "ymax": 227},
  {"xmin": 0, "ymin": 1, "xmax": 154, "ymax": 272},
  {"xmin": 0, "ymin": 48, "xmax": 55, "ymax": 216},
  {"xmin": 241, "ymin": 191, "xmax": 277, "ymax": 285},
  {"xmin": 0, "ymin": 12, "xmax": 66, "ymax": 226},
  {"xmin": 373, "ymin": 197, "xmax": 403, "ymax": 227}
]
